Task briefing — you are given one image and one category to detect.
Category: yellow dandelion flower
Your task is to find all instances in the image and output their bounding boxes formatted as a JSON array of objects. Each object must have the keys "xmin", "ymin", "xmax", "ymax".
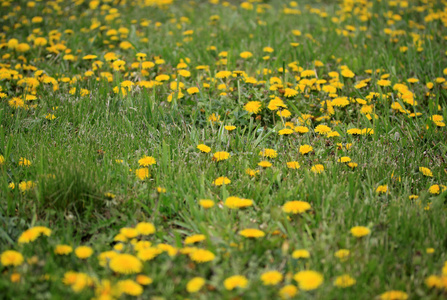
[
  {"xmin": 189, "ymin": 249, "xmax": 215, "ymax": 263},
  {"xmin": 376, "ymin": 185, "xmax": 388, "ymax": 194},
  {"xmin": 239, "ymin": 229, "xmax": 265, "ymax": 238},
  {"xmin": 137, "ymin": 247, "xmax": 163, "ymax": 261},
  {"xmin": 224, "ymin": 275, "xmax": 248, "ymax": 290},
  {"xmin": 379, "ymin": 290, "xmax": 408, "ymax": 300},
  {"xmin": 299, "ymin": 144, "xmax": 313, "ymax": 155},
  {"xmin": 187, "ymin": 277, "xmax": 206, "ymax": 293},
  {"xmin": 334, "ymin": 249, "xmax": 350, "ymax": 261},
  {"xmin": 212, "ymin": 176, "xmax": 231, "ymax": 186},
  {"xmin": 224, "ymin": 196, "xmax": 253, "ymax": 209},
  {"xmin": 287, "ymin": 161, "xmax": 300, "ymax": 169},
  {"xmin": 136, "ymin": 275, "xmax": 153, "ymax": 285},
  {"xmin": 1, "ymin": 250, "xmax": 24, "ymax": 267},
  {"xmin": 282, "ymin": 201, "xmax": 311, "ymax": 214},
  {"xmin": 199, "ymin": 199, "xmax": 215, "ymax": 208},
  {"xmin": 54, "ymin": 245, "xmax": 73, "ymax": 255},
  {"xmin": 292, "ymin": 249, "xmax": 310, "ymax": 259},
  {"xmin": 184, "ymin": 234, "xmax": 206, "ymax": 245},
  {"xmin": 136, "ymin": 222, "xmax": 156, "ymax": 235},
  {"xmin": 135, "ymin": 168, "xmax": 149, "ymax": 180},
  {"xmin": 350, "ymin": 226, "xmax": 371, "ymax": 238},
  {"xmin": 117, "ymin": 279, "xmax": 143, "ymax": 296},
  {"xmin": 109, "ymin": 254, "xmax": 143, "ymax": 274},
  {"xmin": 258, "ymin": 161, "xmax": 272, "ymax": 168},
  {"xmin": 419, "ymin": 167, "xmax": 433, "ymax": 177},
  {"xmin": 213, "ymin": 151, "xmax": 230, "ymax": 162},
  {"xmin": 138, "ymin": 156, "xmax": 156, "ymax": 166},
  {"xmin": 244, "ymin": 101, "xmax": 262, "ymax": 114},
  {"xmin": 293, "ymin": 270, "xmax": 324, "ymax": 291},
  {"xmin": 279, "ymin": 284, "xmax": 298, "ymax": 299},
  {"xmin": 311, "ymin": 164, "xmax": 324, "ymax": 174},
  {"xmin": 197, "ymin": 144, "xmax": 211, "ymax": 153},
  {"xmin": 261, "ymin": 271, "xmax": 283, "ymax": 285},
  {"xmin": 334, "ymin": 274, "xmax": 356, "ymax": 288},
  {"xmin": 75, "ymin": 246, "xmax": 93, "ymax": 259}
]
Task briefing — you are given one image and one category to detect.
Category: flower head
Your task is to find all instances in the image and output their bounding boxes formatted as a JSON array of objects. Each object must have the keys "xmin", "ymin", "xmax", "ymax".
[
  {"xmin": 261, "ymin": 271, "xmax": 283, "ymax": 285},
  {"xmin": 187, "ymin": 277, "xmax": 206, "ymax": 293},
  {"xmin": 109, "ymin": 254, "xmax": 143, "ymax": 274},
  {"xmin": 1, "ymin": 250, "xmax": 24, "ymax": 267},
  {"xmin": 244, "ymin": 101, "xmax": 262, "ymax": 114},
  {"xmin": 350, "ymin": 226, "xmax": 371, "ymax": 238},
  {"xmin": 282, "ymin": 201, "xmax": 311, "ymax": 214},
  {"xmin": 293, "ymin": 270, "xmax": 324, "ymax": 291},
  {"xmin": 224, "ymin": 275, "xmax": 248, "ymax": 290},
  {"xmin": 239, "ymin": 229, "xmax": 265, "ymax": 238}
]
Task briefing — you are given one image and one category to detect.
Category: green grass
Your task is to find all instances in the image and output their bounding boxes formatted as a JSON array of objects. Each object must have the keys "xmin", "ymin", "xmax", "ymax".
[{"xmin": 0, "ymin": 0, "xmax": 447, "ymax": 299}]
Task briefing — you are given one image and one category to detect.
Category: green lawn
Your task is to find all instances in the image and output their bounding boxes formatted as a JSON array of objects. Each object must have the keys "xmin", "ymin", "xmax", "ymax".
[{"xmin": 0, "ymin": 0, "xmax": 446, "ymax": 299}]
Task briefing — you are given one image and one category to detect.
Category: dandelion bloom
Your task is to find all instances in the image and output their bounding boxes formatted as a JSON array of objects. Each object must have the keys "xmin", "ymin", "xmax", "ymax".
[
  {"xmin": 215, "ymin": 71, "xmax": 232, "ymax": 79},
  {"xmin": 135, "ymin": 222, "xmax": 155, "ymax": 235},
  {"xmin": 244, "ymin": 101, "xmax": 262, "ymax": 114},
  {"xmin": 1, "ymin": 250, "xmax": 24, "ymax": 267},
  {"xmin": 282, "ymin": 201, "xmax": 311, "ymax": 214},
  {"xmin": 0, "ymin": 155, "xmax": 5, "ymax": 165},
  {"xmin": 334, "ymin": 249, "xmax": 350, "ymax": 261},
  {"xmin": 55, "ymin": 245, "xmax": 73, "ymax": 255},
  {"xmin": 311, "ymin": 164, "xmax": 324, "ymax": 174},
  {"xmin": 295, "ymin": 126, "xmax": 309, "ymax": 133},
  {"xmin": 189, "ymin": 249, "xmax": 215, "ymax": 263},
  {"xmin": 239, "ymin": 229, "xmax": 265, "ymax": 238},
  {"xmin": 136, "ymin": 275, "xmax": 153, "ymax": 285},
  {"xmin": 279, "ymin": 128, "xmax": 294, "ymax": 135},
  {"xmin": 213, "ymin": 151, "xmax": 230, "ymax": 162},
  {"xmin": 428, "ymin": 184, "xmax": 446, "ymax": 195},
  {"xmin": 138, "ymin": 156, "xmax": 156, "ymax": 166},
  {"xmin": 137, "ymin": 247, "xmax": 162, "ymax": 261},
  {"xmin": 261, "ymin": 271, "xmax": 283, "ymax": 285},
  {"xmin": 117, "ymin": 280, "xmax": 143, "ymax": 296},
  {"xmin": 284, "ymin": 88, "xmax": 299, "ymax": 98},
  {"xmin": 224, "ymin": 275, "xmax": 248, "ymax": 290},
  {"xmin": 334, "ymin": 274, "xmax": 356, "ymax": 288},
  {"xmin": 240, "ymin": 51, "xmax": 253, "ymax": 59},
  {"xmin": 348, "ymin": 162, "xmax": 358, "ymax": 169},
  {"xmin": 293, "ymin": 270, "xmax": 324, "ymax": 291},
  {"xmin": 259, "ymin": 148, "xmax": 277, "ymax": 158},
  {"xmin": 224, "ymin": 196, "xmax": 253, "ymax": 209},
  {"xmin": 315, "ymin": 124, "xmax": 332, "ymax": 135},
  {"xmin": 18, "ymin": 157, "xmax": 32, "ymax": 166},
  {"xmin": 135, "ymin": 168, "xmax": 149, "ymax": 180},
  {"xmin": 299, "ymin": 145, "xmax": 313, "ymax": 155},
  {"xmin": 347, "ymin": 128, "xmax": 362, "ymax": 135},
  {"xmin": 75, "ymin": 246, "xmax": 93, "ymax": 259},
  {"xmin": 338, "ymin": 156, "xmax": 351, "ymax": 163},
  {"xmin": 184, "ymin": 234, "xmax": 206, "ymax": 245},
  {"xmin": 292, "ymin": 249, "xmax": 310, "ymax": 259},
  {"xmin": 341, "ymin": 69, "xmax": 355, "ymax": 78},
  {"xmin": 245, "ymin": 168, "xmax": 259, "ymax": 177},
  {"xmin": 419, "ymin": 167, "xmax": 433, "ymax": 177},
  {"xmin": 258, "ymin": 161, "xmax": 272, "ymax": 168},
  {"xmin": 109, "ymin": 254, "xmax": 143, "ymax": 274},
  {"xmin": 197, "ymin": 144, "xmax": 211, "ymax": 153},
  {"xmin": 379, "ymin": 290, "xmax": 408, "ymax": 300},
  {"xmin": 279, "ymin": 285, "xmax": 298, "ymax": 299},
  {"xmin": 225, "ymin": 125, "xmax": 236, "ymax": 131},
  {"xmin": 199, "ymin": 199, "xmax": 215, "ymax": 208},
  {"xmin": 18, "ymin": 226, "xmax": 51, "ymax": 244},
  {"xmin": 376, "ymin": 185, "xmax": 388, "ymax": 194},
  {"xmin": 186, "ymin": 277, "xmax": 206, "ymax": 293},
  {"xmin": 212, "ymin": 176, "xmax": 231, "ymax": 186},
  {"xmin": 350, "ymin": 226, "xmax": 371, "ymax": 238},
  {"xmin": 287, "ymin": 161, "xmax": 300, "ymax": 169}
]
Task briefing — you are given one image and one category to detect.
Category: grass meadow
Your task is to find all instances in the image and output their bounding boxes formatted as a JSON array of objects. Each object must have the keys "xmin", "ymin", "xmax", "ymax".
[{"xmin": 0, "ymin": 0, "xmax": 447, "ymax": 299}]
